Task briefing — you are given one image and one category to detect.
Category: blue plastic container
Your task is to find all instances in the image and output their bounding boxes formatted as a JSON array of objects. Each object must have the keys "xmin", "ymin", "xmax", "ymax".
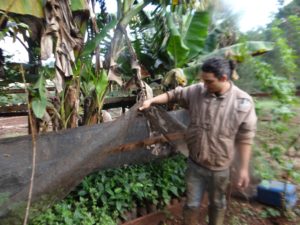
[{"xmin": 256, "ymin": 180, "xmax": 297, "ymax": 208}]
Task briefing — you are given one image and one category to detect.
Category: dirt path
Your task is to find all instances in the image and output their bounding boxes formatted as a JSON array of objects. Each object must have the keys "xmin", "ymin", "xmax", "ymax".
[{"xmin": 0, "ymin": 116, "xmax": 28, "ymax": 139}]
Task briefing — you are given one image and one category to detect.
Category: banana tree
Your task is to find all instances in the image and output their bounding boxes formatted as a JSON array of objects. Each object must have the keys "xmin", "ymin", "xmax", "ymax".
[
  {"xmin": 0, "ymin": 0, "xmax": 90, "ymax": 131},
  {"xmin": 164, "ymin": 7, "xmax": 275, "ymax": 83},
  {"xmin": 76, "ymin": 0, "xmax": 153, "ymax": 125},
  {"xmin": 127, "ymin": 1, "xmax": 275, "ymax": 87},
  {"xmin": 0, "ymin": 0, "xmax": 88, "ymax": 64},
  {"xmin": 1, "ymin": 0, "xmax": 153, "ymax": 130}
]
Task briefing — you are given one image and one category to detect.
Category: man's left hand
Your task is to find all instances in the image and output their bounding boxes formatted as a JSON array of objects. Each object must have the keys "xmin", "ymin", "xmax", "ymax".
[{"xmin": 237, "ymin": 168, "xmax": 250, "ymax": 189}]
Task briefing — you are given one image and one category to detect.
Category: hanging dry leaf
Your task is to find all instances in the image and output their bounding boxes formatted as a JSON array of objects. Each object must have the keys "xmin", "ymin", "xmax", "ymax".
[{"xmin": 108, "ymin": 68, "xmax": 123, "ymax": 86}]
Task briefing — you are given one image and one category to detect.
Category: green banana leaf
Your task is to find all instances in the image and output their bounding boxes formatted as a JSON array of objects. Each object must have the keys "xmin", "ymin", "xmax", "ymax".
[
  {"xmin": 166, "ymin": 12, "xmax": 190, "ymax": 68},
  {"xmin": 31, "ymin": 75, "xmax": 47, "ymax": 119},
  {"xmin": 167, "ymin": 35, "xmax": 190, "ymax": 68},
  {"xmin": 95, "ymin": 70, "xmax": 109, "ymax": 106},
  {"xmin": 80, "ymin": 19, "xmax": 117, "ymax": 58},
  {"xmin": 166, "ymin": 10, "xmax": 210, "ymax": 67},
  {"xmin": 183, "ymin": 11, "xmax": 210, "ymax": 60},
  {"xmin": 183, "ymin": 41, "xmax": 275, "ymax": 82},
  {"xmin": 194, "ymin": 41, "xmax": 275, "ymax": 64},
  {"xmin": 0, "ymin": 0, "xmax": 88, "ymax": 18}
]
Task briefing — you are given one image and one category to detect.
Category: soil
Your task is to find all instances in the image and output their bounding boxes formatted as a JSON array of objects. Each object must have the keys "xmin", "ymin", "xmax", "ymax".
[
  {"xmin": 0, "ymin": 116, "xmax": 28, "ymax": 139},
  {"xmin": 124, "ymin": 196, "xmax": 300, "ymax": 225}
]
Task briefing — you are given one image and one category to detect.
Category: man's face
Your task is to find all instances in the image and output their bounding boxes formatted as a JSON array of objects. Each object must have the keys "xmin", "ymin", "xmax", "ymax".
[{"xmin": 201, "ymin": 72, "xmax": 226, "ymax": 93}]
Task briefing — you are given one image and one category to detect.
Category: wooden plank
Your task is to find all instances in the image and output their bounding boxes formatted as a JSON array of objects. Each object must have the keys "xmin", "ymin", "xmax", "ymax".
[
  {"xmin": 1, "ymin": 90, "xmax": 299, "ymax": 116},
  {"xmin": 0, "ymin": 96, "xmax": 136, "ymax": 116}
]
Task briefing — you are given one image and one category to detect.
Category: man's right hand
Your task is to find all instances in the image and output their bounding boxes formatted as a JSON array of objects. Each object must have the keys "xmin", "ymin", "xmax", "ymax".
[
  {"xmin": 138, "ymin": 93, "xmax": 169, "ymax": 111},
  {"xmin": 139, "ymin": 99, "xmax": 152, "ymax": 111}
]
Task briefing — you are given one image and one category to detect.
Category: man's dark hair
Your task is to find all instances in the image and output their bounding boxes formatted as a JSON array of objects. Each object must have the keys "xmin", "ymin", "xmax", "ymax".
[{"xmin": 201, "ymin": 57, "xmax": 236, "ymax": 80}]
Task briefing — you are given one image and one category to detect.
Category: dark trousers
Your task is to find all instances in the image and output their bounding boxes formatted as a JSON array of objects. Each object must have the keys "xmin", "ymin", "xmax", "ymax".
[{"xmin": 184, "ymin": 159, "xmax": 229, "ymax": 225}]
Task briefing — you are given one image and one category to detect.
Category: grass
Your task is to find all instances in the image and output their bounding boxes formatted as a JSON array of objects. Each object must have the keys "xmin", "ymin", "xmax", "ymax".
[{"xmin": 253, "ymin": 98, "xmax": 300, "ymax": 183}]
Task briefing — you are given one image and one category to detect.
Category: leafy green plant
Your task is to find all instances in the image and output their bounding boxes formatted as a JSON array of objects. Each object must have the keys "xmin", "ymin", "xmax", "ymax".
[
  {"xmin": 32, "ymin": 200, "xmax": 116, "ymax": 225},
  {"xmin": 228, "ymin": 215, "xmax": 246, "ymax": 225},
  {"xmin": 267, "ymin": 144, "xmax": 285, "ymax": 163},
  {"xmin": 0, "ymin": 92, "xmax": 27, "ymax": 106},
  {"xmin": 28, "ymin": 75, "xmax": 48, "ymax": 119},
  {"xmin": 249, "ymin": 58, "xmax": 296, "ymax": 105},
  {"xmin": 241, "ymin": 207, "xmax": 256, "ymax": 217},
  {"xmin": 272, "ymin": 106, "xmax": 296, "ymax": 121},
  {"xmin": 152, "ymin": 155, "xmax": 186, "ymax": 206},
  {"xmin": 31, "ymin": 154, "xmax": 187, "ymax": 224},
  {"xmin": 259, "ymin": 207, "xmax": 281, "ymax": 219},
  {"xmin": 252, "ymin": 152, "xmax": 277, "ymax": 180}
]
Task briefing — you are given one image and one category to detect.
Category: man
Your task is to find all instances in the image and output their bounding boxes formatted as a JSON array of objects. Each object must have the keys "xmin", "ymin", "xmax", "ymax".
[{"xmin": 139, "ymin": 57, "xmax": 257, "ymax": 225}]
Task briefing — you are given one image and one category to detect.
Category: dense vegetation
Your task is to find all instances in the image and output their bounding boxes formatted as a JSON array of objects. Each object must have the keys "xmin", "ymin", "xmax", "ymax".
[{"xmin": 31, "ymin": 155, "xmax": 187, "ymax": 225}]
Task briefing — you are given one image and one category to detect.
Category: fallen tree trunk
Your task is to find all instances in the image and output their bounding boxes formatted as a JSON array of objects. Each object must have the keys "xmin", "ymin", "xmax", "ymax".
[{"xmin": 0, "ymin": 105, "xmax": 189, "ymax": 224}]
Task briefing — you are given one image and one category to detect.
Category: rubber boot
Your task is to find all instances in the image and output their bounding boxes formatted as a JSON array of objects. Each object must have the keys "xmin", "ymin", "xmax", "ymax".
[
  {"xmin": 182, "ymin": 206, "xmax": 199, "ymax": 225},
  {"xmin": 208, "ymin": 207, "xmax": 226, "ymax": 225}
]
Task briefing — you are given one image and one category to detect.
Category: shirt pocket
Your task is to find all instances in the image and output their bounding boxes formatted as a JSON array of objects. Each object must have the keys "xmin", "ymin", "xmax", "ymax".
[{"xmin": 234, "ymin": 98, "xmax": 252, "ymax": 125}]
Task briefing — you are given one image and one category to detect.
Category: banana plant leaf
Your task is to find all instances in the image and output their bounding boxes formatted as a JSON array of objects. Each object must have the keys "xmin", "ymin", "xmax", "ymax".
[
  {"xmin": 31, "ymin": 75, "xmax": 47, "ymax": 119},
  {"xmin": 80, "ymin": 19, "xmax": 117, "ymax": 58},
  {"xmin": 0, "ymin": 0, "xmax": 88, "ymax": 18},
  {"xmin": 183, "ymin": 11, "xmax": 210, "ymax": 60},
  {"xmin": 166, "ymin": 10, "xmax": 210, "ymax": 67},
  {"xmin": 200, "ymin": 41, "xmax": 275, "ymax": 63},
  {"xmin": 183, "ymin": 41, "xmax": 275, "ymax": 81},
  {"xmin": 166, "ymin": 12, "xmax": 190, "ymax": 68}
]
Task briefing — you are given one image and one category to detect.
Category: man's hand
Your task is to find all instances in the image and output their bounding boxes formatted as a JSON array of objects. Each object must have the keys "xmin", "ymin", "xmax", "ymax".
[
  {"xmin": 138, "ymin": 93, "xmax": 169, "ymax": 111},
  {"xmin": 236, "ymin": 143, "xmax": 252, "ymax": 190},
  {"xmin": 237, "ymin": 168, "xmax": 250, "ymax": 189},
  {"xmin": 139, "ymin": 99, "xmax": 152, "ymax": 111}
]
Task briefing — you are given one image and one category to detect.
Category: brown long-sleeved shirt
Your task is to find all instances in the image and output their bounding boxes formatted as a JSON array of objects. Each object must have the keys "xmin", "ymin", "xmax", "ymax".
[{"xmin": 167, "ymin": 82, "xmax": 257, "ymax": 171}]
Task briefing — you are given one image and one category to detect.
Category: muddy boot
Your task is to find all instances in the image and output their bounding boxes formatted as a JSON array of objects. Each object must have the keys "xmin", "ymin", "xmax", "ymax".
[
  {"xmin": 208, "ymin": 208, "xmax": 226, "ymax": 225},
  {"xmin": 182, "ymin": 206, "xmax": 199, "ymax": 225}
]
